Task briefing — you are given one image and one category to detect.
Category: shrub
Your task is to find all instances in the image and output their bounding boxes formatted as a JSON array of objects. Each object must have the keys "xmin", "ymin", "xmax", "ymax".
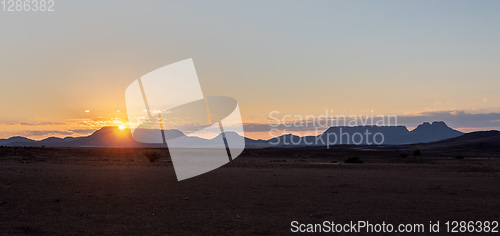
[
  {"xmin": 413, "ymin": 149, "xmax": 422, "ymax": 157},
  {"xmin": 455, "ymin": 155, "xmax": 465, "ymax": 160},
  {"xmin": 344, "ymin": 157, "xmax": 364, "ymax": 164},
  {"xmin": 144, "ymin": 150, "xmax": 163, "ymax": 162}
]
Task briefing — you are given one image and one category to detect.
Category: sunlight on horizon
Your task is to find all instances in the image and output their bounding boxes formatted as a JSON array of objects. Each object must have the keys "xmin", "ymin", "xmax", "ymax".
[{"xmin": 1, "ymin": 1, "xmax": 500, "ymax": 140}]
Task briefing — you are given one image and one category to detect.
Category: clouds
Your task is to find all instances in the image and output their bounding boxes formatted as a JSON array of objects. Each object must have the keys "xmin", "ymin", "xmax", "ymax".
[
  {"xmin": 23, "ymin": 130, "xmax": 74, "ymax": 137},
  {"xmin": 241, "ymin": 110, "xmax": 500, "ymax": 134},
  {"xmin": 0, "ymin": 117, "xmax": 114, "ymax": 139},
  {"xmin": 21, "ymin": 129, "xmax": 96, "ymax": 139},
  {"xmin": 397, "ymin": 110, "xmax": 500, "ymax": 129},
  {"xmin": 1, "ymin": 110, "xmax": 500, "ymax": 140},
  {"xmin": 1, "ymin": 121, "xmax": 66, "ymax": 126},
  {"xmin": 69, "ymin": 129, "xmax": 96, "ymax": 135},
  {"xmin": 17, "ymin": 121, "xmax": 66, "ymax": 126}
]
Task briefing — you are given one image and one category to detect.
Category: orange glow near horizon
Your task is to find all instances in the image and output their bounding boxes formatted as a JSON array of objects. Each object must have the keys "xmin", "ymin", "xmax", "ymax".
[{"xmin": 2, "ymin": 109, "xmax": 500, "ymax": 141}]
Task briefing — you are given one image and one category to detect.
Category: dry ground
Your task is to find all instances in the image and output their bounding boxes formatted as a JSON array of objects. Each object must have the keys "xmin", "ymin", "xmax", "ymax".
[{"xmin": 0, "ymin": 147, "xmax": 499, "ymax": 235}]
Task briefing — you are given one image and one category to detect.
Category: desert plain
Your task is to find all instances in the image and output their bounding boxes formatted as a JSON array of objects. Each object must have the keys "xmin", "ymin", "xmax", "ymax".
[{"xmin": 0, "ymin": 147, "xmax": 499, "ymax": 235}]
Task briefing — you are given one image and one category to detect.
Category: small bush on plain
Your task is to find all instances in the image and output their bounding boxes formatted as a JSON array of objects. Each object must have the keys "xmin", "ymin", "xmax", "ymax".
[
  {"xmin": 144, "ymin": 150, "xmax": 163, "ymax": 162},
  {"xmin": 344, "ymin": 156, "xmax": 364, "ymax": 164}
]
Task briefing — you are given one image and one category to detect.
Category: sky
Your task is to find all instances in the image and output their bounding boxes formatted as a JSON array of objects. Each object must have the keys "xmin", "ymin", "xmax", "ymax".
[{"xmin": 1, "ymin": 0, "xmax": 500, "ymax": 140}]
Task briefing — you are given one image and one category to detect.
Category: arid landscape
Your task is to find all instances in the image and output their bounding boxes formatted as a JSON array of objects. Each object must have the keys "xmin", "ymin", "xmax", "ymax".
[
  {"xmin": 3, "ymin": 0, "xmax": 500, "ymax": 235},
  {"xmin": 1, "ymin": 146, "xmax": 498, "ymax": 235}
]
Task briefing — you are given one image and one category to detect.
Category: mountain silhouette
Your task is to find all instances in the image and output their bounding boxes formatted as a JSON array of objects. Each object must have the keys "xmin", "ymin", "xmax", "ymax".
[
  {"xmin": 419, "ymin": 130, "xmax": 500, "ymax": 151},
  {"xmin": 319, "ymin": 125, "xmax": 410, "ymax": 145},
  {"xmin": 408, "ymin": 121, "xmax": 463, "ymax": 143},
  {"xmin": 0, "ymin": 121, "xmax": 469, "ymax": 148},
  {"xmin": 65, "ymin": 127, "xmax": 140, "ymax": 147},
  {"xmin": 263, "ymin": 121, "xmax": 464, "ymax": 147},
  {"xmin": 0, "ymin": 136, "xmax": 36, "ymax": 146}
]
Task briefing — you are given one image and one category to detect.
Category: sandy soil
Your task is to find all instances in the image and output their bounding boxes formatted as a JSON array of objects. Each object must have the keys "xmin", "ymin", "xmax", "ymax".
[{"xmin": 0, "ymin": 147, "xmax": 499, "ymax": 235}]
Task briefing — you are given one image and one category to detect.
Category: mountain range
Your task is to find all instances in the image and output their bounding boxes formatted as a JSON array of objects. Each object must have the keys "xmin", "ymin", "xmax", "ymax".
[{"xmin": 0, "ymin": 121, "xmax": 494, "ymax": 149}]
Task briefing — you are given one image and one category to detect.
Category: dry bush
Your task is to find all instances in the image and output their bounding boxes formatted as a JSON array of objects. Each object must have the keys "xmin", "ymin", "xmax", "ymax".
[
  {"xmin": 344, "ymin": 156, "xmax": 364, "ymax": 164},
  {"xmin": 413, "ymin": 149, "xmax": 422, "ymax": 157},
  {"xmin": 144, "ymin": 150, "xmax": 163, "ymax": 162}
]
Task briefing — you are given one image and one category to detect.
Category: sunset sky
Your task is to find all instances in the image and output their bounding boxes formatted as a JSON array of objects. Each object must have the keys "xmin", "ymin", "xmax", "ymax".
[{"xmin": 1, "ymin": 0, "xmax": 500, "ymax": 140}]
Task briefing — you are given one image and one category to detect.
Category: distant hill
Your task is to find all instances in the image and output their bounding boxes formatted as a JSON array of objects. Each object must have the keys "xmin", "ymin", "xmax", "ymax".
[
  {"xmin": 320, "ymin": 125, "xmax": 410, "ymax": 145},
  {"xmin": 408, "ymin": 121, "xmax": 464, "ymax": 143},
  {"xmin": 417, "ymin": 130, "xmax": 500, "ymax": 151},
  {"xmin": 65, "ymin": 127, "xmax": 141, "ymax": 147},
  {"xmin": 0, "ymin": 136, "xmax": 36, "ymax": 146},
  {"xmin": 0, "ymin": 121, "xmax": 470, "ymax": 148},
  {"xmin": 261, "ymin": 121, "xmax": 464, "ymax": 147}
]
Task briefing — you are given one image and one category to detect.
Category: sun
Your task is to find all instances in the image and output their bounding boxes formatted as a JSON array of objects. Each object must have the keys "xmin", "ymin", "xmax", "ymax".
[{"xmin": 119, "ymin": 125, "xmax": 126, "ymax": 130}]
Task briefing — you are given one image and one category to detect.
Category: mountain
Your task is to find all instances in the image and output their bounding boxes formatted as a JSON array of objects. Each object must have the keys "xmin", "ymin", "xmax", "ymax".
[
  {"xmin": 263, "ymin": 121, "xmax": 464, "ymax": 147},
  {"xmin": 418, "ymin": 130, "xmax": 500, "ymax": 151},
  {"xmin": 408, "ymin": 121, "xmax": 464, "ymax": 143},
  {"xmin": 39, "ymin": 137, "xmax": 81, "ymax": 145},
  {"xmin": 0, "ymin": 136, "xmax": 36, "ymax": 146},
  {"xmin": 0, "ymin": 121, "xmax": 467, "ymax": 148},
  {"xmin": 319, "ymin": 125, "xmax": 410, "ymax": 145},
  {"xmin": 65, "ymin": 127, "xmax": 141, "ymax": 147},
  {"xmin": 1, "ymin": 127, "xmax": 245, "ymax": 148},
  {"xmin": 0, "ymin": 127, "xmax": 141, "ymax": 147}
]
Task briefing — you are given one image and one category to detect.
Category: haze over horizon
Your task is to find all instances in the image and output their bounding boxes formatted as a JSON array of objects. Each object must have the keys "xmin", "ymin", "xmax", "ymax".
[
  {"xmin": 1, "ymin": 0, "xmax": 500, "ymax": 140},
  {"xmin": 0, "ymin": 120, "xmax": 487, "ymax": 142},
  {"xmin": 0, "ymin": 120, "xmax": 467, "ymax": 146}
]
